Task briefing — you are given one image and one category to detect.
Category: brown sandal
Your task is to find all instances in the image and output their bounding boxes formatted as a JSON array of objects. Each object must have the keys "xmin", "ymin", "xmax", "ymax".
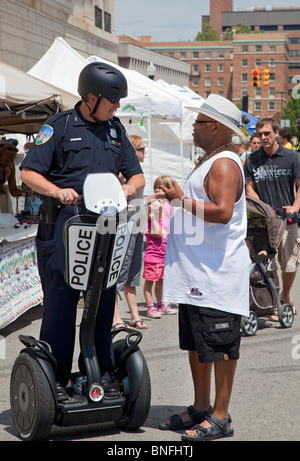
[{"xmin": 130, "ymin": 319, "xmax": 148, "ymax": 330}]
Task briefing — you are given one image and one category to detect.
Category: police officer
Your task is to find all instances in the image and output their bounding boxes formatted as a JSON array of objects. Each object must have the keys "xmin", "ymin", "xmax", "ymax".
[{"xmin": 20, "ymin": 62, "xmax": 145, "ymax": 400}]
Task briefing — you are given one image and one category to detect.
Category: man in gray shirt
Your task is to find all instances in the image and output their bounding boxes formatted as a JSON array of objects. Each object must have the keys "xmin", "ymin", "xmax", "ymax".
[{"xmin": 244, "ymin": 118, "xmax": 300, "ymax": 319}]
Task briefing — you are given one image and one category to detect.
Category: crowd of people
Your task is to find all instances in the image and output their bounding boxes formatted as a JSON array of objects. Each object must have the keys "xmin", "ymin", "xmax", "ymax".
[{"xmin": 3, "ymin": 59, "xmax": 300, "ymax": 441}]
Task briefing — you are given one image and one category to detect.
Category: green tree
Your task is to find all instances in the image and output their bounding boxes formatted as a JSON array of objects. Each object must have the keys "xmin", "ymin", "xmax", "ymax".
[
  {"xmin": 195, "ymin": 23, "xmax": 219, "ymax": 41},
  {"xmin": 223, "ymin": 28, "xmax": 233, "ymax": 41},
  {"xmin": 281, "ymin": 92, "xmax": 300, "ymax": 136},
  {"xmin": 235, "ymin": 22, "xmax": 252, "ymax": 34},
  {"xmin": 223, "ymin": 22, "xmax": 255, "ymax": 40}
]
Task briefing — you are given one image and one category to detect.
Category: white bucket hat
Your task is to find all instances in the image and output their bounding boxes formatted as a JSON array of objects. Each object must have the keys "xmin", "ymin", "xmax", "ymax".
[{"xmin": 186, "ymin": 94, "xmax": 246, "ymax": 139}]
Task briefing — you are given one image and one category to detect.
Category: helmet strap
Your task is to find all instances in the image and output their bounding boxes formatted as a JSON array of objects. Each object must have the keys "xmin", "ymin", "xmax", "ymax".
[
  {"xmin": 90, "ymin": 97, "xmax": 101, "ymax": 117},
  {"xmin": 84, "ymin": 96, "xmax": 102, "ymax": 121}
]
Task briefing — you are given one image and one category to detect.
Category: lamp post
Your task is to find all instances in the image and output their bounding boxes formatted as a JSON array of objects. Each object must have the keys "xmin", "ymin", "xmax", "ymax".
[{"xmin": 147, "ymin": 62, "xmax": 156, "ymax": 80}]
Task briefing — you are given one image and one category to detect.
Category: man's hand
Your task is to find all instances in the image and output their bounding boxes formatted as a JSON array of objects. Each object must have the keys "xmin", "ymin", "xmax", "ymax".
[
  {"xmin": 122, "ymin": 183, "xmax": 136, "ymax": 199},
  {"xmin": 160, "ymin": 179, "xmax": 183, "ymax": 202},
  {"xmin": 54, "ymin": 188, "xmax": 79, "ymax": 205}
]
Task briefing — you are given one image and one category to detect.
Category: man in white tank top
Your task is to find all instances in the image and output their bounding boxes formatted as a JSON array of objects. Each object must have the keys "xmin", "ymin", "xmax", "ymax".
[{"xmin": 159, "ymin": 95, "xmax": 250, "ymax": 441}]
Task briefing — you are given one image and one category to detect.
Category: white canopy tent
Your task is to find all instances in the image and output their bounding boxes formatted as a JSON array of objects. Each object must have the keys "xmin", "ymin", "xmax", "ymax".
[{"xmin": 0, "ymin": 61, "xmax": 77, "ymax": 135}]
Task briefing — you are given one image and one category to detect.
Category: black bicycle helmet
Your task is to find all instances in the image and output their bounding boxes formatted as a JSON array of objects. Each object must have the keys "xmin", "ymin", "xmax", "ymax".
[{"xmin": 78, "ymin": 62, "xmax": 128, "ymax": 104}]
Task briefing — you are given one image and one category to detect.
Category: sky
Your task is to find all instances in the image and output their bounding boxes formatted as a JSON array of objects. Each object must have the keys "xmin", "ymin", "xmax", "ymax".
[{"xmin": 114, "ymin": 0, "xmax": 300, "ymax": 42}]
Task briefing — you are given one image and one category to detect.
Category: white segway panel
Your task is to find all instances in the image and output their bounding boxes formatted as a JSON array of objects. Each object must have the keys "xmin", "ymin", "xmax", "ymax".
[
  {"xmin": 106, "ymin": 219, "xmax": 134, "ymax": 289},
  {"xmin": 83, "ymin": 173, "xmax": 127, "ymax": 215},
  {"xmin": 67, "ymin": 223, "xmax": 97, "ymax": 290}
]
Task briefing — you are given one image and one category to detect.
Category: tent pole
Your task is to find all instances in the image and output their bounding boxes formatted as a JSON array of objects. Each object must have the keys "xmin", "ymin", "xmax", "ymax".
[
  {"xmin": 147, "ymin": 118, "xmax": 153, "ymax": 188},
  {"xmin": 180, "ymin": 121, "xmax": 184, "ymax": 186}
]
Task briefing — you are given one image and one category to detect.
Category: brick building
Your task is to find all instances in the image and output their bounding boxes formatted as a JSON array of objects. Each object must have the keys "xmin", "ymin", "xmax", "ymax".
[
  {"xmin": 0, "ymin": 0, "xmax": 119, "ymax": 71},
  {"xmin": 120, "ymin": 1, "xmax": 300, "ymax": 120}
]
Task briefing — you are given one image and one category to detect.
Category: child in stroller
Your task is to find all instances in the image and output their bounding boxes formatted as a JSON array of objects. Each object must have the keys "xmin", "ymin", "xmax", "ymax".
[{"xmin": 241, "ymin": 196, "xmax": 294, "ymax": 336}]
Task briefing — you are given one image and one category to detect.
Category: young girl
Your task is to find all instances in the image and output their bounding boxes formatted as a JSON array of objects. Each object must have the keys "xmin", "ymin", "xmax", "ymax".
[{"xmin": 143, "ymin": 176, "xmax": 177, "ymax": 318}]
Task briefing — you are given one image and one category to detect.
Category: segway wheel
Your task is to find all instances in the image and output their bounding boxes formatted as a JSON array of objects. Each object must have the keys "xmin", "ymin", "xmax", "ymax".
[
  {"xmin": 116, "ymin": 354, "xmax": 151, "ymax": 430},
  {"xmin": 278, "ymin": 303, "xmax": 294, "ymax": 329},
  {"xmin": 10, "ymin": 352, "xmax": 55, "ymax": 441},
  {"xmin": 241, "ymin": 311, "xmax": 258, "ymax": 336}
]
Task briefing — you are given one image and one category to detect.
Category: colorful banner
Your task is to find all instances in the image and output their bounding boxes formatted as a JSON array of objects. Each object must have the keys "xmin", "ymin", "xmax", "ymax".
[{"xmin": 0, "ymin": 237, "xmax": 43, "ymax": 328}]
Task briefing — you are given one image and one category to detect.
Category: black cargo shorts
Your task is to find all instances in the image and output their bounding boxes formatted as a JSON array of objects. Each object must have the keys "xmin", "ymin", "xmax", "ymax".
[{"xmin": 179, "ymin": 304, "xmax": 241, "ymax": 363}]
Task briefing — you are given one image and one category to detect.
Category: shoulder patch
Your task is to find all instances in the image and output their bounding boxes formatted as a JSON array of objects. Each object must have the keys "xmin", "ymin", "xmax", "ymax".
[{"xmin": 35, "ymin": 124, "xmax": 54, "ymax": 145}]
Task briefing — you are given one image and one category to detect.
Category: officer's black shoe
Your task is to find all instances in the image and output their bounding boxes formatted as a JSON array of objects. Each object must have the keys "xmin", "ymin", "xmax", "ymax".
[
  {"xmin": 100, "ymin": 378, "xmax": 120, "ymax": 397},
  {"xmin": 56, "ymin": 383, "xmax": 69, "ymax": 401}
]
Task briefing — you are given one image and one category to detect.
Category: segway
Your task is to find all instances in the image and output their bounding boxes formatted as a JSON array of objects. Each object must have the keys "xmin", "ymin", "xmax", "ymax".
[{"xmin": 10, "ymin": 173, "xmax": 151, "ymax": 441}]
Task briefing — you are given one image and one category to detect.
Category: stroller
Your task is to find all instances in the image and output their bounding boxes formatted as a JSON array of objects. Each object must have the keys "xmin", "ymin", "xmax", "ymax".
[{"xmin": 241, "ymin": 196, "xmax": 295, "ymax": 336}]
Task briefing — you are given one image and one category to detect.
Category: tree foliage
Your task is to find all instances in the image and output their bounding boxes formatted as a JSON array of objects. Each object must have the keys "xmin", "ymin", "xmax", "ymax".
[
  {"xmin": 223, "ymin": 22, "xmax": 259, "ymax": 40},
  {"xmin": 195, "ymin": 23, "xmax": 219, "ymax": 41},
  {"xmin": 281, "ymin": 91, "xmax": 300, "ymax": 136}
]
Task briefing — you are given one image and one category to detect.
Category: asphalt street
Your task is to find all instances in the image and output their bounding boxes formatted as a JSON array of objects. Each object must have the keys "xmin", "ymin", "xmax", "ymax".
[{"xmin": 1, "ymin": 264, "xmax": 300, "ymax": 444}]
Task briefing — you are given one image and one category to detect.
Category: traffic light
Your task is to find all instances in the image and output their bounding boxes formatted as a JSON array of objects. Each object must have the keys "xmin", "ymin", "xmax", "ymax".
[
  {"xmin": 261, "ymin": 68, "xmax": 270, "ymax": 86},
  {"xmin": 252, "ymin": 68, "xmax": 260, "ymax": 87}
]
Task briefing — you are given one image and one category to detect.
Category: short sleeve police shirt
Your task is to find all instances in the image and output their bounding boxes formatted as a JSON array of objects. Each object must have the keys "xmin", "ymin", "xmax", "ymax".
[
  {"xmin": 244, "ymin": 145, "xmax": 300, "ymax": 209},
  {"xmin": 20, "ymin": 102, "xmax": 143, "ymax": 195}
]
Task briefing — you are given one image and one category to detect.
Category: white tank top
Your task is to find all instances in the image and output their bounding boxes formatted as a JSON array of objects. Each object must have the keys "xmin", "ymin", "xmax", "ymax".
[{"xmin": 163, "ymin": 151, "xmax": 250, "ymax": 317}]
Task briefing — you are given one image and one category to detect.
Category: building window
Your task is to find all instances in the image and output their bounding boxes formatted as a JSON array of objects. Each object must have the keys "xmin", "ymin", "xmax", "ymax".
[
  {"xmin": 205, "ymin": 51, "xmax": 211, "ymax": 59},
  {"xmin": 256, "ymin": 45, "xmax": 262, "ymax": 53},
  {"xmin": 289, "ymin": 37, "xmax": 300, "ymax": 44},
  {"xmin": 270, "ymin": 45, "xmax": 276, "ymax": 52},
  {"xmin": 242, "ymin": 45, "xmax": 248, "ymax": 53},
  {"xmin": 269, "ymin": 87, "xmax": 275, "ymax": 98},
  {"xmin": 205, "ymin": 91, "xmax": 211, "ymax": 98},
  {"xmin": 192, "ymin": 78, "xmax": 199, "ymax": 86},
  {"xmin": 218, "ymin": 51, "xmax": 224, "ymax": 59},
  {"xmin": 181, "ymin": 51, "xmax": 186, "ymax": 58},
  {"xmin": 95, "ymin": 6, "xmax": 102, "ymax": 29},
  {"xmin": 242, "ymin": 73, "xmax": 248, "ymax": 82},
  {"xmin": 255, "ymin": 87, "xmax": 261, "ymax": 98},
  {"xmin": 205, "ymin": 64, "xmax": 211, "ymax": 72},
  {"xmin": 268, "ymin": 101, "xmax": 276, "ymax": 111},
  {"xmin": 241, "ymin": 59, "xmax": 248, "ymax": 67},
  {"xmin": 218, "ymin": 91, "xmax": 224, "ymax": 96},
  {"xmin": 205, "ymin": 78, "xmax": 211, "ymax": 87},
  {"xmin": 255, "ymin": 59, "xmax": 262, "ymax": 67},
  {"xmin": 193, "ymin": 51, "xmax": 199, "ymax": 58},
  {"xmin": 217, "ymin": 78, "xmax": 224, "ymax": 86},
  {"xmin": 270, "ymin": 73, "xmax": 275, "ymax": 82},
  {"xmin": 218, "ymin": 64, "xmax": 224, "ymax": 72},
  {"xmin": 254, "ymin": 101, "xmax": 261, "ymax": 111},
  {"xmin": 269, "ymin": 59, "xmax": 275, "ymax": 67},
  {"xmin": 241, "ymin": 88, "xmax": 248, "ymax": 97},
  {"xmin": 168, "ymin": 51, "xmax": 173, "ymax": 57},
  {"xmin": 193, "ymin": 64, "xmax": 199, "ymax": 72},
  {"xmin": 104, "ymin": 12, "xmax": 111, "ymax": 32}
]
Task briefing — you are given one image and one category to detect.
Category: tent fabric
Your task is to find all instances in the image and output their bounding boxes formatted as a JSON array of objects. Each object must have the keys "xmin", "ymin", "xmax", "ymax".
[
  {"xmin": 0, "ymin": 61, "xmax": 77, "ymax": 135},
  {"xmin": 28, "ymin": 37, "xmax": 182, "ymax": 123},
  {"xmin": 241, "ymin": 111, "xmax": 259, "ymax": 134}
]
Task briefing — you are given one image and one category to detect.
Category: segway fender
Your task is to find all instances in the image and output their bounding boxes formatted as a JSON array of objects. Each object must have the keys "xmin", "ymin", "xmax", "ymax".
[
  {"xmin": 21, "ymin": 347, "xmax": 58, "ymax": 403},
  {"xmin": 124, "ymin": 349, "xmax": 144, "ymax": 402}
]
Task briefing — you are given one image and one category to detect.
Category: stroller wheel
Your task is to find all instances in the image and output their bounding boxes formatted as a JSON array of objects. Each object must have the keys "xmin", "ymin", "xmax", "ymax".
[
  {"xmin": 278, "ymin": 304, "xmax": 294, "ymax": 329},
  {"xmin": 241, "ymin": 311, "xmax": 258, "ymax": 336}
]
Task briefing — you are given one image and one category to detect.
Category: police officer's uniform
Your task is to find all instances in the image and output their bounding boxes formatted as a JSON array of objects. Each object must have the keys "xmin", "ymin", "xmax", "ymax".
[{"xmin": 20, "ymin": 102, "xmax": 143, "ymax": 386}]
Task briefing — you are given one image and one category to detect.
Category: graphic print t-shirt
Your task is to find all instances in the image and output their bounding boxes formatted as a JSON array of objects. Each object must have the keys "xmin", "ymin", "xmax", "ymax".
[{"xmin": 244, "ymin": 145, "xmax": 300, "ymax": 209}]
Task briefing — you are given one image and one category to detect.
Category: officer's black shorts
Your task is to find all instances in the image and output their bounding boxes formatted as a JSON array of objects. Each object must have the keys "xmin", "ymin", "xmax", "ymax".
[{"xmin": 179, "ymin": 304, "xmax": 241, "ymax": 363}]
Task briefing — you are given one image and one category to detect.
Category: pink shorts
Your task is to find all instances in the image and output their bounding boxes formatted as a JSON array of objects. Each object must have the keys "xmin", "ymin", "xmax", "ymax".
[{"xmin": 143, "ymin": 262, "xmax": 164, "ymax": 281}]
